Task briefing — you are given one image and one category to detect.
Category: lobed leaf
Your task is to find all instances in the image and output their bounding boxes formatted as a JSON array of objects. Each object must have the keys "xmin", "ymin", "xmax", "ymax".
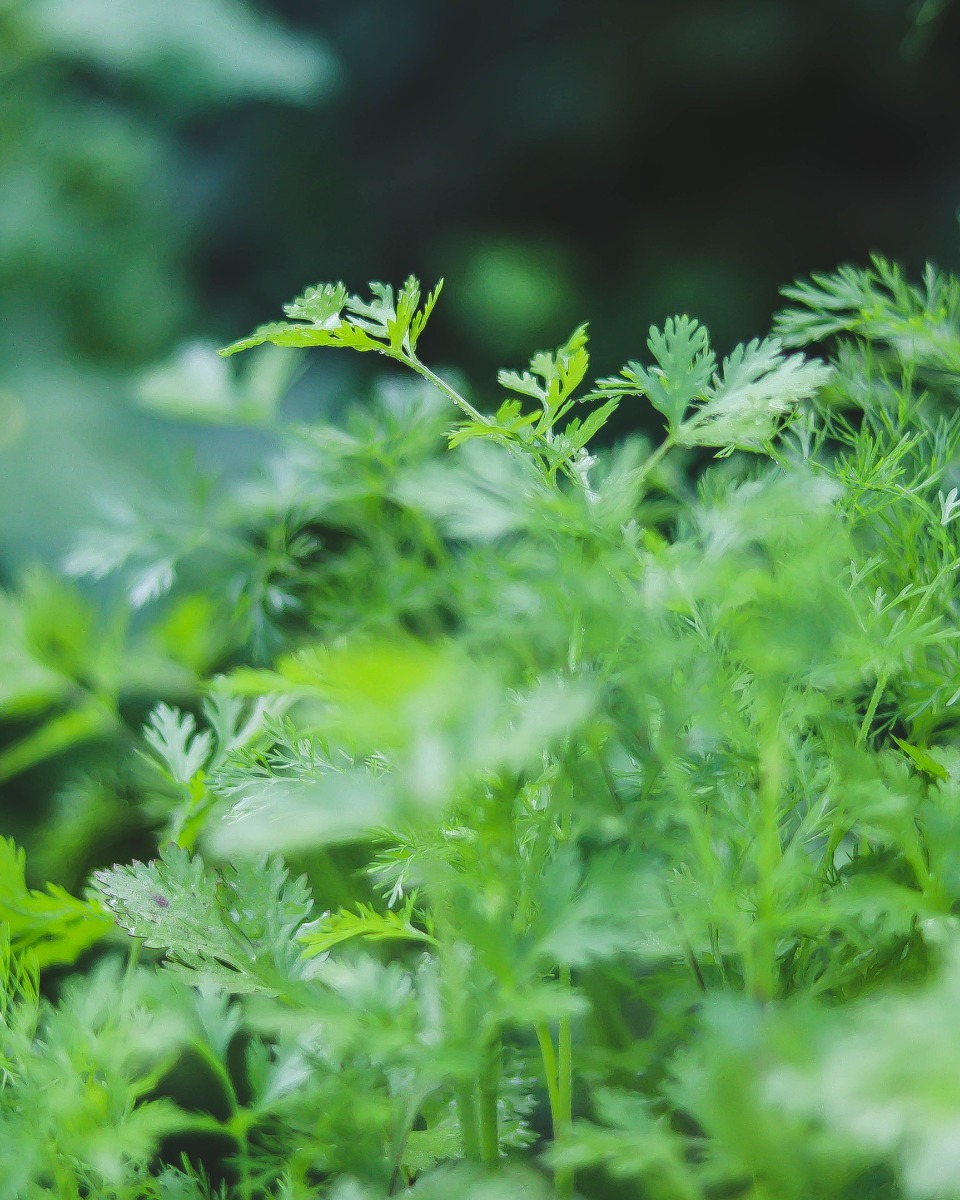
[
  {"xmin": 220, "ymin": 277, "xmax": 443, "ymax": 362},
  {"xmin": 93, "ymin": 844, "xmax": 315, "ymax": 996},
  {"xmin": 299, "ymin": 898, "xmax": 436, "ymax": 959},
  {"xmin": 678, "ymin": 336, "xmax": 832, "ymax": 453},
  {"xmin": 588, "ymin": 315, "xmax": 715, "ymax": 433}
]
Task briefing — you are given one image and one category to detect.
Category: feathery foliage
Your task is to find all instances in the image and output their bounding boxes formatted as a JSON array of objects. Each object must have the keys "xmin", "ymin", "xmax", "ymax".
[{"xmin": 5, "ymin": 258, "xmax": 960, "ymax": 1197}]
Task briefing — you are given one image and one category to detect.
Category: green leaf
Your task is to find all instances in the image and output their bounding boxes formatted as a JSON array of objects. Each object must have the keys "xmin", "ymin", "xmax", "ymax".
[
  {"xmin": 0, "ymin": 582, "xmax": 79, "ymax": 718},
  {"xmin": 219, "ymin": 277, "xmax": 443, "ymax": 362},
  {"xmin": 893, "ymin": 736, "xmax": 949, "ymax": 782},
  {"xmin": 27, "ymin": 0, "xmax": 338, "ymax": 105},
  {"xmin": 761, "ymin": 946, "xmax": 960, "ymax": 1199},
  {"xmin": 284, "ymin": 280, "xmax": 349, "ymax": 326},
  {"xmin": 0, "ymin": 838, "xmax": 112, "ymax": 967},
  {"xmin": 530, "ymin": 851, "xmax": 678, "ymax": 968},
  {"xmin": 406, "ymin": 1164, "xmax": 554, "ymax": 1200},
  {"xmin": 678, "ymin": 336, "xmax": 831, "ymax": 453},
  {"xmin": 93, "ymin": 845, "xmax": 315, "ymax": 996},
  {"xmin": 588, "ymin": 315, "xmax": 715, "ymax": 433},
  {"xmin": 391, "ymin": 442, "xmax": 538, "ymax": 540},
  {"xmin": 498, "ymin": 323, "xmax": 590, "ymax": 419},
  {"xmin": 137, "ymin": 341, "xmax": 300, "ymax": 425},
  {"xmin": 205, "ymin": 767, "xmax": 397, "ymax": 856},
  {"xmin": 402, "ymin": 1109, "xmax": 463, "ymax": 1175},
  {"xmin": 299, "ymin": 898, "xmax": 436, "ymax": 958},
  {"xmin": 447, "ymin": 398, "xmax": 540, "ymax": 449},
  {"xmin": 776, "ymin": 255, "xmax": 960, "ymax": 379},
  {"xmin": 547, "ymin": 1088, "xmax": 700, "ymax": 1195},
  {"xmin": 562, "ymin": 397, "xmax": 621, "ymax": 452},
  {"xmin": 144, "ymin": 703, "xmax": 213, "ymax": 785},
  {"xmin": 0, "ymin": 700, "xmax": 116, "ymax": 783}
]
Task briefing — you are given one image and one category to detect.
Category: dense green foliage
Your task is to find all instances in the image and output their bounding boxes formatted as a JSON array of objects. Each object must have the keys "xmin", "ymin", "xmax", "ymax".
[{"xmin": 6, "ymin": 257, "xmax": 960, "ymax": 1198}]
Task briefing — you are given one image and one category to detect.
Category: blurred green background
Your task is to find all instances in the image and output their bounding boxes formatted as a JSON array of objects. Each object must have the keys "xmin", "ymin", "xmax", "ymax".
[{"xmin": 2, "ymin": 0, "xmax": 959, "ymax": 571}]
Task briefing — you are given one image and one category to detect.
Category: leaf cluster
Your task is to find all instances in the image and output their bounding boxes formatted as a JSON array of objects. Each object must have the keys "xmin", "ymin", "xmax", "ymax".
[{"xmin": 7, "ymin": 261, "xmax": 960, "ymax": 1198}]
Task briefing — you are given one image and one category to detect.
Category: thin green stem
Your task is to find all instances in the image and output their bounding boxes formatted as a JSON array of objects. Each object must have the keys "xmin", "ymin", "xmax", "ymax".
[
  {"xmin": 122, "ymin": 936, "xmax": 141, "ymax": 988},
  {"xmin": 555, "ymin": 965, "xmax": 574, "ymax": 1199},
  {"xmin": 535, "ymin": 1020, "xmax": 561, "ymax": 1121},
  {"xmin": 857, "ymin": 672, "xmax": 888, "ymax": 747},
  {"xmin": 752, "ymin": 727, "xmax": 785, "ymax": 1002},
  {"xmin": 478, "ymin": 1046, "xmax": 501, "ymax": 1165},
  {"xmin": 191, "ymin": 1039, "xmax": 240, "ymax": 1115},
  {"xmin": 388, "ymin": 1081, "xmax": 437, "ymax": 1193},
  {"xmin": 634, "ymin": 434, "xmax": 677, "ymax": 490},
  {"xmin": 552, "ymin": 773, "xmax": 576, "ymax": 1199},
  {"xmin": 431, "ymin": 889, "xmax": 494, "ymax": 1167},
  {"xmin": 536, "ymin": 1014, "xmax": 573, "ymax": 1200},
  {"xmin": 402, "ymin": 354, "xmax": 491, "ymax": 426},
  {"xmin": 455, "ymin": 1081, "xmax": 482, "ymax": 1161},
  {"xmin": 188, "ymin": 1049, "xmax": 253, "ymax": 1200},
  {"xmin": 662, "ymin": 884, "xmax": 707, "ymax": 993}
]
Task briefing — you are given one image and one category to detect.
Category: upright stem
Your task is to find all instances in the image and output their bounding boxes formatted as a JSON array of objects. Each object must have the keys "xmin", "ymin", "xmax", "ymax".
[
  {"xmin": 555, "ymin": 965, "xmax": 574, "ymax": 1199},
  {"xmin": 455, "ymin": 1081, "xmax": 482, "ymax": 1162},
  {"xmin": 433, "ymin": 896, "xmax": 486, "ymax": 1164},
  {"xmin": 633, "ymin": 433, "xmax": 677, "ymax": 490},
  {"xmin": 752, "ymin": 721, "xmax": 784, "ymax": 1002},
  {"xmin": 478, "ymin": 1046, "xmax": 501, "ymax": 1165},
  {"xmin": 536, "ymin": 1012, "xmax": 574, "ymax": 1200},
  {"xmin": 453, "ymin": 1042, "xmax": 501, "ymax": 1167},
  {"xmin": 546, "ymin": 778, "xmax": 576, "ymax": 1200},
  {"xmin": 535, "ymin": 1020, "xmax": 561, "ymax": 1121},
  {"xmin": 857, "ymin": 672, "xmax": 888, "ymax": 747}
]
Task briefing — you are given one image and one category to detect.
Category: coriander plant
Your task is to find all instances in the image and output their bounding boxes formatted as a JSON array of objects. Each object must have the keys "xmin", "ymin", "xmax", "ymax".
[{"xmin": 5, "ymin": 257, "xmax": 960, "ymax": 1198}]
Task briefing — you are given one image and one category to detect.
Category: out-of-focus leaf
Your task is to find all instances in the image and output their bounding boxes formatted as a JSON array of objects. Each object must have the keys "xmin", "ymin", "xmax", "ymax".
[
  {"xmin": 0, "ymin": 838, "xmax": 113, "ymax": 967},
  {"xmin": 25, "ymin": 0, "xmax": 339, "ymax": 104}
]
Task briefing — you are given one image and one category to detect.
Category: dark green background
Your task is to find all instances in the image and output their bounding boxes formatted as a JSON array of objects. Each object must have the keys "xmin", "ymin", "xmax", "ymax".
[{"xmin": 2, "ymin": 0, "xmax": 958, "ymax": 567}]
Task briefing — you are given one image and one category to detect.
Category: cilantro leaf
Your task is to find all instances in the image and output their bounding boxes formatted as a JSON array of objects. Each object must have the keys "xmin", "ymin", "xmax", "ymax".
[
  {"xmin": 144, "ymin": 703, "xmax": 214, "ymax": 785},
  {"xmin": 219, "ymin": 277, "xmax": 444, "ymax": 361},
  {"xmin": 678, "ymin": 336, "xmax": 832, "ymax": 453},
  {"xmin": 588, "ymin": 315, "xmax": 715, "ymax": 433},
  {"xmin": 299, "ymin": 898, "xmax": 436, "ymax": 959},
  {"xmin": 93, "ymin": 845, "xmax": 315, "ymax": 996}
]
